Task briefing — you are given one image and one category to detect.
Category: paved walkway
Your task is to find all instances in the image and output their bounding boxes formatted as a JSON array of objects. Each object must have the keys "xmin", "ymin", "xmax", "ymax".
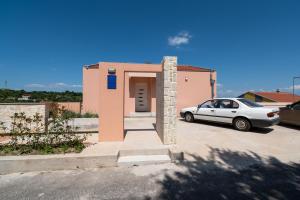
[
  {"xmin": 82, "ymin": 117, "xmax": 300, "ymax": 165},
  {"xmin": 82, "ymin": 118, "xmax": 167, "ymax": 157},
  {"xmin": 2, "ymin": 117, "xmax": 299, "ymax": 173}
]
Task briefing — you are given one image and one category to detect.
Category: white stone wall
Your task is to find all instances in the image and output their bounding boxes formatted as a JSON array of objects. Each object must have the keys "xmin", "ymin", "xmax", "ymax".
[
  {"xmin": 156, "ymin": 56, "xmax": 177, "ymax": 144},
  {"xmin": 0, "ymin": 104, "xmax": 48, "ymax": 132}
]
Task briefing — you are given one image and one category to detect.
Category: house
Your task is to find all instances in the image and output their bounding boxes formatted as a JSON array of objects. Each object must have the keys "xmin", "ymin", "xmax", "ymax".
[
  {"xmin": 238, "ymin": 91, "xmax": 300, "ymax": 103},
  {"xmin": 17, "ymin": 94, "xmax": 31, "ymax": 101},
  {"xmin": 82, "ymin": 62, "xmax": 217, "ymax": 117}
]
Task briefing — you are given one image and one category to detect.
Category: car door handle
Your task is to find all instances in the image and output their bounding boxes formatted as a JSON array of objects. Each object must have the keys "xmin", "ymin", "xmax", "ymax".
[
  {"xmin": 231, "ymin": 111, "xmax": 236, "ymax": 113},
  {"xmin": 210, "ymin": 110, "xmax": 215, "ymax": 112}
]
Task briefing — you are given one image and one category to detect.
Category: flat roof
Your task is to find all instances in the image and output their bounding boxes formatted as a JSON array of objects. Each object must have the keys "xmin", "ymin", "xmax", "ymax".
[{"xmin": 84, "ymin": 63, "xmax": 214, "ymax": 72}]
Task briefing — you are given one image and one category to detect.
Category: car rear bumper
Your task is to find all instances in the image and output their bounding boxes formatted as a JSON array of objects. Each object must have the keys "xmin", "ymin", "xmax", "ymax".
[
  {"xmin": 180, "ymin": 112, "xmax": 185, "ymax": 118},
  {"xmin": 250, "ymin": 118, "xmax": 280, "ymax": 128}
]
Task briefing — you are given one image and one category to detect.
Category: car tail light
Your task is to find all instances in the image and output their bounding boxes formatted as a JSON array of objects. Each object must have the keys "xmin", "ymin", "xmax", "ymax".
[{"xmin": 267, "ymin": 112, "xmax": 276, "ymax": 117}]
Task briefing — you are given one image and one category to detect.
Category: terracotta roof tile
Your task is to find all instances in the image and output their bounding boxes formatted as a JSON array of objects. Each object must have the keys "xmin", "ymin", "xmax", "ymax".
[
  {"xmin": 177, "ymin": 65, "xmax": 213, "ymax": 72},
  {"xmin": 254, "ymin": 92, "xmax": 300, "ymax": 102},
  {"xmin": 85, "ymin": 64, "xmax": 99, "ymax": 69},
  {"xmin": 85, "ymin": 63, "xmax": 213, "ymax": 72}
]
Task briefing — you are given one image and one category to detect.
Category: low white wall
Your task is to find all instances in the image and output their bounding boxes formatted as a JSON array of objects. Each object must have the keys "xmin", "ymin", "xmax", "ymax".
[
  {"xmin": 0, "ymin": 103, "xmax": 48, "ymax": 131},
  {"xmin": 69, "ymin": 118, "xmax": 98, "ymax": 131}
]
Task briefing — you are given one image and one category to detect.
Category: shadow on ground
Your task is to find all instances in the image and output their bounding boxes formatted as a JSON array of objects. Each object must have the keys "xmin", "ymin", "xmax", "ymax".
[
  {"xmin": 148, "ymin": 147, "xmax": 300, "ymax": 200},
  {"xmin": 179, "ymin": 118, "xmax": 274, "ymax": 134},
  {"xmin": 278, "ymin": 123, "xmax": 300, "ymax": 131}
]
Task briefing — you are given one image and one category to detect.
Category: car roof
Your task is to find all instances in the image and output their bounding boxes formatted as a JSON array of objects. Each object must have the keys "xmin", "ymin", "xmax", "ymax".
[
  {"xmin": 292, "ymin": 100, "xmax": 300, "ymax": 105},
  {"xmin": 213, "ymin": 98, "xmax": 241, "ymax": 100}
]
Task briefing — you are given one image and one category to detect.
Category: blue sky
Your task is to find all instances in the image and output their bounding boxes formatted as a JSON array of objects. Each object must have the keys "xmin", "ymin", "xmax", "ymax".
[{"xmin": 0, "ymin": 0, "xmax": 300, "ymax": 96}]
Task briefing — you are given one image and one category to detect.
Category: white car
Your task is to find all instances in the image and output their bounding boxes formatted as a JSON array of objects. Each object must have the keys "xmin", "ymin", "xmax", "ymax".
[{"xmin": 180, "ymin": 98, "xmax": 280, "ymax": 131}]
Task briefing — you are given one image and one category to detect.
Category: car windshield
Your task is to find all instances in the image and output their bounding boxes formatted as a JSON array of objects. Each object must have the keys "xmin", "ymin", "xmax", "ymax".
[
  {"xmin": 238, "ymin": 98, "xmax": 263, "ymax": 107},
  {"xmin": 200, "ymin": 100, "xmax": 217, "ymax": 108}
]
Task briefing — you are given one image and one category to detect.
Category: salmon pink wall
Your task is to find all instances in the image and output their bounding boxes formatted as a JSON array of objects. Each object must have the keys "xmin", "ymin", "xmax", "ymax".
[
  {"xmin": 177, "ymin": 71, "xmax": 217, "ymax": 113},
  {"xmin": 98, "ymin": 62, "xmax": 162, "ymax": 141},
  {"xmin": 124, "ymin": 73, "xmax": 134, "ymax": 117},
  {"xmin": 57, "ymin": 102, "xmax": 81, "ymax": 113},
  {"xmin": 123, "ymin": 71, "xmax": 216, "ymax": 116},
  {"xmin": 150, "ymin": 77, "xmax": 156, "ymax": 113},
  {"xmin": 82, "ymin": 67, "xmax": 100, "ymax": 114},
  {"xmin": 82, "ymin": 65, "xmax": 217, "ymax": 117}
]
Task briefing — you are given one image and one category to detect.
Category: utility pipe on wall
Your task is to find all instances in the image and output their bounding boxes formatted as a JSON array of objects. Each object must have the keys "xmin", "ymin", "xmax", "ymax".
[
  {"xmin": 293, "ymin": 76, "xmax": 300, "ymax": 101},
  {"xmin": 210, "ymin": 70, "xmax": 215, "ymax": 99}
]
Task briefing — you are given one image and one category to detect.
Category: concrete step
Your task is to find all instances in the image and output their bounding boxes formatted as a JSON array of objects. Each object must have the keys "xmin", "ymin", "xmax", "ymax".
[
  {"xmin": 117, "ymin": 154, "xmax": 171, "ymax": 166},
  {"xmin": 127, "ymin": 112, "xmax": 156, "ymax": 118},
  {"xmin": 118, "ymin": 148, "xmax": 170, "ymax": 157},
  {"xmin": 117, "ymin": 148, "xmax": 172, "ymax": 166}
]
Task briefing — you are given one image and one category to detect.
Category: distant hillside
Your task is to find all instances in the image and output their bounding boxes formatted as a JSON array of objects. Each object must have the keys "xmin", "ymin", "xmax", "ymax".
[{"xmin": 0, "ymin": 89, "xmax": 82, "ymax": 103}]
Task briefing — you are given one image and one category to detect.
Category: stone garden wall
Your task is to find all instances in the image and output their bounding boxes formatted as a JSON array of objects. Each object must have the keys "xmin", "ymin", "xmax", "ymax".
[{"xmin": 156, "ymin": 56, "xmax": 177, "ymax": 144}]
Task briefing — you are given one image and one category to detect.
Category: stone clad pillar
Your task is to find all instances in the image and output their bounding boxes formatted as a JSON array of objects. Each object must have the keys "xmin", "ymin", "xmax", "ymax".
[{"xmin": 156, "ymin": 56, "xmax": 177, "ymax": 144}]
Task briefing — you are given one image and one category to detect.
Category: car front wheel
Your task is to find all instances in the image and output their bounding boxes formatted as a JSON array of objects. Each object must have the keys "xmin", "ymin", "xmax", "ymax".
[
  {"xmin": 233, "ymin": 118, "xmax": 251, "ymax": 131},
  {"xmin": 185, "ymin": 112, "xmax": 194, "ymax": 122}
]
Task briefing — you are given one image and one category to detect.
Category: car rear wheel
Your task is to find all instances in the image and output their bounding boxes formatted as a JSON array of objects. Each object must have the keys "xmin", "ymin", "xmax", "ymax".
[
  {"xmin": 233, "ymin": 118, "xmax": 251, "ymax": 131},
  {"xmin": 185, "ymin": 112, "xmax": 194, "ymax": 122}
]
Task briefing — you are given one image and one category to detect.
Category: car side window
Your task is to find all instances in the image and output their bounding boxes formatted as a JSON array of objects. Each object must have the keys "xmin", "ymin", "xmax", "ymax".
[
  {"xmin": 216, "ymin": 100, "xmax": 239, "ymax": 109},
  {"xmin": 232, "ymin": 101, "xmax": 239, "ymax": 109},
  {"xmin": 200, "ymin": 100, "xmax": 216, "ymax": 108},
  {"xmin": 293, "ymin": 103, "xmax": 300, "ymax": 110}
]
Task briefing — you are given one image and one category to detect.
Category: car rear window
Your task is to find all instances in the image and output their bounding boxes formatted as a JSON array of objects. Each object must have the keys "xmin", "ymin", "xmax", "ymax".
[{"xmin": 238, "ymin": 98, "xmax": 263, "ymax": 107}]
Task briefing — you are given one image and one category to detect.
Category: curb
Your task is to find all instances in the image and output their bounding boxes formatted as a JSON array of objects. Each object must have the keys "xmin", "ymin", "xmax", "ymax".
[
  {"xmin": 0, "ymin": 154, "xmax": 117, "ymax": 174},
  {"xmin": 0, "ymin": 149, "xmax": 184, "ymax": 174}
]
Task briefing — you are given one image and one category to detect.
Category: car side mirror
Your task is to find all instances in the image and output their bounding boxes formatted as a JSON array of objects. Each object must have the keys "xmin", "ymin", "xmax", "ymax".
[{"xmin": 286, "ymin": 104, "xmax": 291, "ymax": 109}]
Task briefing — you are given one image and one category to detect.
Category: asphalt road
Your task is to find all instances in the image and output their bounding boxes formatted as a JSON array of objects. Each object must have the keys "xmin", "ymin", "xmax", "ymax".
[
  {"xmin": 1, "ymin": 158, "xmax": 300, "ymax": 200},
  {"xmin": 1, "ymin": 119, "xmax": 300, "ymax": 199}
]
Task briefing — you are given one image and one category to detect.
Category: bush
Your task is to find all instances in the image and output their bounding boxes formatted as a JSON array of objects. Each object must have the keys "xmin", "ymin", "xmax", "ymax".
[
  {"xmin": 81, "ymin": 112, "xmax": 98, "ymax": 118},
  {"xmin": 61, "ymin": 110, "xmax": 82, "ymax": 119},
  {"xmin": 61, "ymin": 111, "xmax": 98, "ymax": 118}
]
